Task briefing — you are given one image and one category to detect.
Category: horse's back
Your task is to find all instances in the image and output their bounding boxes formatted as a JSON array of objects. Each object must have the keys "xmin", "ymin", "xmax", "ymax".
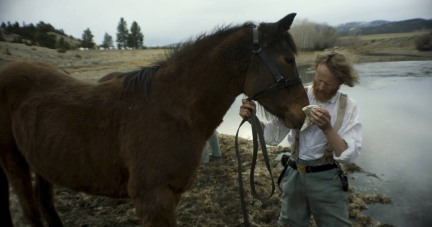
[
  {"xmin": 1, "ymin": 61, "xmax": 71, "ymax": 97},
  {"xmin": 98, "ymin": 72, "xmax": 126, "ymax": 83},
  {"xmin": 0, "ymin": 61, "xmax": 132, "ymax": 196}
]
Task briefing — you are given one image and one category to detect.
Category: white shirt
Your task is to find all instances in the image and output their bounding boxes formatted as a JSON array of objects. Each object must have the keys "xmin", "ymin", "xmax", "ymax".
[{"xmin": 262, "ymin": 85, "xmax": 362, "ymax": 165}]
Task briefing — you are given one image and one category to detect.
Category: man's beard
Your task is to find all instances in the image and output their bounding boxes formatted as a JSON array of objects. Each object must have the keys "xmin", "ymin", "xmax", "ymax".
[{"xmin": 312, "ymin": 79, "xmax": 340, "ymax": 103}]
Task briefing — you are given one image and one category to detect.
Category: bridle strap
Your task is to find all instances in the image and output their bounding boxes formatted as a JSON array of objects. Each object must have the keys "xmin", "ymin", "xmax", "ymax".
[
  {"xmin": 250, "ymin": 76, "xmax": 302, "ymax": 100},
  {"xmin": 246, "ymin": 25, "xmax": 302, "ymax": 101}
]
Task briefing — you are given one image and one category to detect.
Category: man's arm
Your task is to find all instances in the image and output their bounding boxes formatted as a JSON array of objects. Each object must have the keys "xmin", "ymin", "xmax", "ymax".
[{"xmin": 310, "ymin": 108, "xmax": 347, "ymax": 157}]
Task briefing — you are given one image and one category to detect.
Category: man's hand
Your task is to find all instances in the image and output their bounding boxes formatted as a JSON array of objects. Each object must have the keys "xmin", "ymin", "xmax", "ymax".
[
  {"xmin": 310, "ymin": 106, "xmax": 332, "ymax": 131},
  {"xmin": 239, "ymin": 99, "xmax": 256, "ymax": 122},
  {"xmin": 310, "ymin": 106, "xmax": 347, "ymax": 156}
]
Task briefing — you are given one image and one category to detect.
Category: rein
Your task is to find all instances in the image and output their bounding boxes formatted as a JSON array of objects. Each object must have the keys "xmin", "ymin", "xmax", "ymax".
[{"xmin": 234, "ymin": 25, "xmax": 303, "ymax": 227}]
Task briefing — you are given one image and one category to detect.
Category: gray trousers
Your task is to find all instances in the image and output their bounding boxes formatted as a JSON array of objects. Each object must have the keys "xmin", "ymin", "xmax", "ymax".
[
  {"xmin": 201, "ymin": 131, "xmax": 221, "ymax": 164},
  {"xmin": 278, "ymin": 158, "xmax": 351, "ymax": 227}
]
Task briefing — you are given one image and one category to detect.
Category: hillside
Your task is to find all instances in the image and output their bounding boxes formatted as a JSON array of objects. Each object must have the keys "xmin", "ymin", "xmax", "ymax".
[
  {"xmin": 336, "ymin": 18, "xmax": 432, "ymax": 36},
  {"xmin": 2, "ymin": 30, "xmax": 432, "ymax": 81},
  {"xmin": 335, "ymin": 31, "xmax": 431, "ymax": 51},
  {"xmin": 335, "ymin": 20, "xmax": 391, "ymax": 34},
  {"xmin": 47, "ymin": 31, "xmax": 82, "ymax": 48}
]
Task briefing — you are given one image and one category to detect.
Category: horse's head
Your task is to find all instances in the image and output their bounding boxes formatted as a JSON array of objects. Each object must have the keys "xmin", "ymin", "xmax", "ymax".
[{"xmin": 243, "ymin": 13, "xmax": 309, "ymax": 129}]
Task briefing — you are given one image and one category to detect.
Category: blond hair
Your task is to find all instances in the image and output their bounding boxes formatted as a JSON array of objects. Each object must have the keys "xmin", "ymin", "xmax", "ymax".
[{"xmin": 312, "ymin": 51, "xmax": 359, "ymax": 87}]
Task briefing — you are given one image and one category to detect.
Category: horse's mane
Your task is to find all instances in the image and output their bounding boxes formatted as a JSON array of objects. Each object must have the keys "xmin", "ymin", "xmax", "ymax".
[
  {"xmin": 122, "ymin": 22, "xmax": 298, "ymax": 99},
  {"xmin": 122, "ymin": 66, "xmax": 160, "ymax": 99}
]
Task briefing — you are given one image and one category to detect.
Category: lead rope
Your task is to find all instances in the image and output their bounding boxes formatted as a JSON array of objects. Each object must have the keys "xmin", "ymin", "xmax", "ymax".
[{"xmin": 235, "ymin": 103, "xmax": 276, "ymax": 227}]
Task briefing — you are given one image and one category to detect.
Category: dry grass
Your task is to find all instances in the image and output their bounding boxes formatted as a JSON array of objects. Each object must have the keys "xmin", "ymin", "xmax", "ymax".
[{"xmin": 338, "ymin": 31, "xmax": 430, "ymax": 41}]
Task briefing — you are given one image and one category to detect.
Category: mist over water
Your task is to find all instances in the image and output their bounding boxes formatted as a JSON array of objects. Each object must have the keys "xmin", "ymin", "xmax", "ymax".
[{"xmin": 217, "ymin": 60, "xmax": 432, "ymax": 227}]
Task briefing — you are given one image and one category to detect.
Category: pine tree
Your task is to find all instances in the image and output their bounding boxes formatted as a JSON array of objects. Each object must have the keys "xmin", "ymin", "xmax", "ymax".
[
  {"xmin": 5, "ymin": 21, "xmax": 12, "ymax": 34},
  {"xmin": 12, "ymin": 21, "xmax": 20, "ymax": 29},
  {"xmin": 0, "ymin": 32, "xmax": 6, "ymax": 42},
  {"xmin": 81, "ymin": 28, "xmax": 95, "ymax": 49},
  {"xmin": 22, "ymin": 23, "xmax": 36, "ymax": 42},
  {"xmin": 128, "ymin": 21, "xmax": 144, "ymax": 49},
  {"xmin": 116, "ymin": 18, "xmax": 128, "ymax": 49},
  {"xmin": 102, "ymin": 32, "xmax": 114, "ymax": 49},
  {"xmin": 35, "ymin": 21, "xmax": 57, "ymax": 49},
  {"xmin": 56, "ymin": 37, "xmax": 70, "ymax": 50}
]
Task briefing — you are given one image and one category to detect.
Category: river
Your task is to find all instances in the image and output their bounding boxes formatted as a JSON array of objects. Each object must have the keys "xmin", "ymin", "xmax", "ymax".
[{"xmin": 216, "ymin": 60, "xmax": 432, "ymax": 227}]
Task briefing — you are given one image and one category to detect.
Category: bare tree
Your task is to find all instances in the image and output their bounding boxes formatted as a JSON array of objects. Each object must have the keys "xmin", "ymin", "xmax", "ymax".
[
  {"xmin": 290, "ymin": 19, "xmax": 339, "ymax": 51},
  {"xmin": 348, "ymin": 29, "xmax": 362, "ymax": 49}
]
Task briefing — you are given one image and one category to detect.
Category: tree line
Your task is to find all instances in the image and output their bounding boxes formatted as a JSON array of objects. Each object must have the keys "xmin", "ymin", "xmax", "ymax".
[
  {"xmin": 0, "ymin": 18, "xmax": 144, "ymax": 50},
  {"xmin": 289, "ymin": 19, "xmax": 339, "ymax": 51},
  {"xmin": 0, "ymin": 21, "xmax": 69, "ymax": 49},
  {"xmin": 0, "ymin": 18, "xmax": 347, "ymax": 52}
]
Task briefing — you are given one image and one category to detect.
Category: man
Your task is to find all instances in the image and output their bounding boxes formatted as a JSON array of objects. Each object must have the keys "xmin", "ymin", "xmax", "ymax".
[{"xmin": 239, "ymin": 51, "xmax": 362, "ymax": 227}]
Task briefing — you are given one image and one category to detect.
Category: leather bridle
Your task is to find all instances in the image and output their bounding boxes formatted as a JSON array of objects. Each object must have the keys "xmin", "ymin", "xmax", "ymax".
[
  {"xmin": 245, "ymin": 25, "xmax": 302, "ymax": 101},
  {"xmin": 235, "ymin": 25, "xmax": 304, "ymax": 227}
]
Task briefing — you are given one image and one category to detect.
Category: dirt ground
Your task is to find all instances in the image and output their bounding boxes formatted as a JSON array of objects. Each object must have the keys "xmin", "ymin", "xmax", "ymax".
[{"xmin": 1, "ymin": 33, "xmax": 430, "ymax": 227}]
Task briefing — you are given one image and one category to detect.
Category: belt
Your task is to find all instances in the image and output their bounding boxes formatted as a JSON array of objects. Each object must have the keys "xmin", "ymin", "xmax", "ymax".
[{"xmin": 287, "ymin": 158, "xmax": 337, "ymax": 173}]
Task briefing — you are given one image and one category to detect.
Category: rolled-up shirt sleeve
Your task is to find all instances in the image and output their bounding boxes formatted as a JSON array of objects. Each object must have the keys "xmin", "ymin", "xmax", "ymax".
[
  {"xmin": 333, "ymin": 101, "xmax": 362, "ymax": 165},
  {"xmin": 262, "ymin": 117, "xmax": 291, "ymax": 146}
]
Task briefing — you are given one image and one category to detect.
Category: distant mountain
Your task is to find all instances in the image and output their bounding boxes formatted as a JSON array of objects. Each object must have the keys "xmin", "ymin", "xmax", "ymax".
[
  {"xmin": 335, "ymin": 20, "xmax": 391, "ymax": 34},
  {"xmin": 335, "ymin": 18, "xmax": 432, "ymax": 36}
]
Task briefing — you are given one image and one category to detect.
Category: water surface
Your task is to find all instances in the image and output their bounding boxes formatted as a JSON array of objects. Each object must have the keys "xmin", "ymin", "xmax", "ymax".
[{"xmin": 217, "ymin": 60, "xmax": 432, "ymax": 227}]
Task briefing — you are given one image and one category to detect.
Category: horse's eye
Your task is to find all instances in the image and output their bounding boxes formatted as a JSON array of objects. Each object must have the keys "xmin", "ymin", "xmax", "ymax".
[{"xmin": 284, "ymin": 58, "xmax": 294, "ymax": 65}]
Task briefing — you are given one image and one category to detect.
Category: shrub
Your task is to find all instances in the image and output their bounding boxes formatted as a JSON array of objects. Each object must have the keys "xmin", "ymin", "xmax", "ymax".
[
  {"xmin": 415, "ymin": 32, "xmax": 432, "ymax": 51},
  {"xmin": 11, "ymin": 36, "xmax": 23, "ymax": 43}
]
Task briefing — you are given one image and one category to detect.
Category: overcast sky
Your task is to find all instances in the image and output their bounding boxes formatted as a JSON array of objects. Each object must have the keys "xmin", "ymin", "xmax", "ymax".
[{"xmin": 1, "ymin": 0, "xmax": 431, "ymax": 47}]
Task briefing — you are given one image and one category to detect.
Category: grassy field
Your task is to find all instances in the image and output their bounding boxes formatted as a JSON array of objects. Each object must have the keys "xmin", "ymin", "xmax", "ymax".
[
  {"xmin": 339, "ymin": 31, "xmax": 430, "ymax": 41},
  {"xmin": 1, "ymin": 30, "xmax": 432, "ymax": 78}
]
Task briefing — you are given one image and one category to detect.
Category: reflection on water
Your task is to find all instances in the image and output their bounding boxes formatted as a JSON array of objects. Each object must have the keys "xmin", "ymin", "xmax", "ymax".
[{"xmin": 218, "ymin": 60, "xmax": 432, "ymax": 227}]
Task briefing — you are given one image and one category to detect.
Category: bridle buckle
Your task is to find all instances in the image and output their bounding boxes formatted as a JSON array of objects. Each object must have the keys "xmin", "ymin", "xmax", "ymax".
[{"xmin": 252, "ymin": 45, "xmax": 262, "ymax": 54}]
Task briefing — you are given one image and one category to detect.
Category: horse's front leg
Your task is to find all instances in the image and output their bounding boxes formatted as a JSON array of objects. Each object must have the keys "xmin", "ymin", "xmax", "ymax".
[{"xmin": 131, "ymin": 185, "xmax": 178, "ymax": 227}]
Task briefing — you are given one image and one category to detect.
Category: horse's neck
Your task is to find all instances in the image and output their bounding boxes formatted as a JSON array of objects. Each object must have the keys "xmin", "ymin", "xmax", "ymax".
[{"xmin": 156, "ymin": 37, "xmax": 249, "ymax": 134}]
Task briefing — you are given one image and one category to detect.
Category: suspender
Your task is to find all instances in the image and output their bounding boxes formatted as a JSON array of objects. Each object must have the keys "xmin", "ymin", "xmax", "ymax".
[{"xmin": 292, "ymin": 92, "xmax": 348, "ymax": 165}]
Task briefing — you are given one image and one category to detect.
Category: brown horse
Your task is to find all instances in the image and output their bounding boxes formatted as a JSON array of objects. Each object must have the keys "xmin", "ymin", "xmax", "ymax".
[{"xmin": 0, "ymin": 13, "xmax": 308, "ymax": 227}]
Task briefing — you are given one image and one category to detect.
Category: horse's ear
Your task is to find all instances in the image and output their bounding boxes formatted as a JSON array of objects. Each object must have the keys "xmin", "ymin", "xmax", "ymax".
[{"xmin": 276, "ymin": 13, "xmax": 297, "ymax": 32}]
